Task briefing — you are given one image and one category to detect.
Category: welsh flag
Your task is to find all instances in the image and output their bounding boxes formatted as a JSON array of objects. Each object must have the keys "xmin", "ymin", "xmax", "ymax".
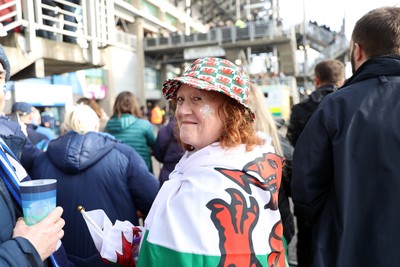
[
  {"xmin": 78, "ymin": 207, "xmax": 143, "ymax": 267},
  {"xmin": 136, "ymin": 146, "xmax": 289, "ymax": 267}
]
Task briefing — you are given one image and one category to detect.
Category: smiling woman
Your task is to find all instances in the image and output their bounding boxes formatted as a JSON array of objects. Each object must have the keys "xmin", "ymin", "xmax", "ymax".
[
  {"xmin": 137, "ymin": 57, "xmax": 288, "ymax": 267},
  {"xmin": 174, "ymin": 85, "xmax": 226, "ymax": 151}
]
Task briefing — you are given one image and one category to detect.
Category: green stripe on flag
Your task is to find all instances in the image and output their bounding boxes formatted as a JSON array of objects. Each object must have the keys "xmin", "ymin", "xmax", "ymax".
[{"xmin": 137, "ymin": 231, "xmax": 271, "ymax": 266}]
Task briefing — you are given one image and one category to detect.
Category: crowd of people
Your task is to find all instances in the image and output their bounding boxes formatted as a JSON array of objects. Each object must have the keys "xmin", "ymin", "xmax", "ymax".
[{"xmin": 0, "ymin": 5, "xmax": 399, "ymax": 267}]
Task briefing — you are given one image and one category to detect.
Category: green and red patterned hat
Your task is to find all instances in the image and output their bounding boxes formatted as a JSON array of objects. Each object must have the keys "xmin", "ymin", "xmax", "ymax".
[{"xmin": 162, "ymin": 57, "xmax": 254, "ymax": 116}]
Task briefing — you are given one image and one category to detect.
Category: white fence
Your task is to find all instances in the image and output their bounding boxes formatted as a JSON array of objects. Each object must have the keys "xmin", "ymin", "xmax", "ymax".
[{"xmin": 0, "ymin": 0, "xmax": 137, "ymax": 51}]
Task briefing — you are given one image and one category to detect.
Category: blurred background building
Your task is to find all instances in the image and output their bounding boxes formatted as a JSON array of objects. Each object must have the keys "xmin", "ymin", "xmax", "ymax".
[{"xmin": 0, "ymin": 0, "xmax": 348, "ymax": 124}]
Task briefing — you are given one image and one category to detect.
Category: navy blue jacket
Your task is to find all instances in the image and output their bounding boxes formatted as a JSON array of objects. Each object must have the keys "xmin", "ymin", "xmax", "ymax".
[
  {"xmin": 31, "ymin": 131, "xmax": 159, "ymax": 267},
  {"xmin": 153, "ymin": 117, "xmax": 184, "ymax": 187},
  {"xmin": 291, "ymin": 55, "xmax": 400, "ymax": 267},
  {"xmin": 0, "ymin": 116, "xmax": 42, "ymax": 172},
  {"xmin": 0, "ymin": 177, "xmax": 44, "ymax": 266}
]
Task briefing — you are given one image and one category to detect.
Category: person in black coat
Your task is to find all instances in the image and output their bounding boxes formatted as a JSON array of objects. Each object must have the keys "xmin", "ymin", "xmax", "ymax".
[
  {"xmin": 287, "ymin": 59, "xmax": 345, "ymax": 147},
  {"xmin": 291, "ymin": 7, "xmax": 400, "ymax": 266},
  {"xmin": 287, "ymin": 59, "xmax": 345, "ymax": 267}
]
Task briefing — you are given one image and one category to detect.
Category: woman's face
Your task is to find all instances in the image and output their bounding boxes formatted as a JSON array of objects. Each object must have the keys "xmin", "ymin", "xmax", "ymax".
[{"xmin": 175, "ymin": 84, "xmax": 225, "ymax": 151}]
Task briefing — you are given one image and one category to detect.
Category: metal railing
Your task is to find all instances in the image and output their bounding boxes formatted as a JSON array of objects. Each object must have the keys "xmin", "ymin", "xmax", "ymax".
[
  {"xmin": 144, "ymin": 20, "xmax": 293, "ymax": 49},
  {"xmin": 0, "ymin": 0, "xmax": 137, "ymax": 51}
]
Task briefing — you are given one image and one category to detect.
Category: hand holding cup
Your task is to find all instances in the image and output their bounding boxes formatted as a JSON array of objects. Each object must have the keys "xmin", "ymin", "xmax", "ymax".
[
  {"xmin": 16, "ymin": 179, "xmax": 63, "ymax": 260},
  {"xmin": 13, "ymin": 206, "xmax": 65, "ymax": 261}
]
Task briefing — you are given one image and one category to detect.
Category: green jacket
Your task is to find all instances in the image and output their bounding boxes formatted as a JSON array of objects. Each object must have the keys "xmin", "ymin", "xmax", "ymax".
[{"xmin": 106, "ymin": 114, "xmax": 155, "ymax": 172}]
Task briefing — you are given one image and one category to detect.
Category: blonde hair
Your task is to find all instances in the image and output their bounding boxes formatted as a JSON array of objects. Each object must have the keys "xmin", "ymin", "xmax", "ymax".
[
  {"xmin": 248, "ymin": 83, "xmax": 283, "ymax": 156},
  {"xmin": 62, "ymin": 104, "xmax": 100, "ymax": 134}
]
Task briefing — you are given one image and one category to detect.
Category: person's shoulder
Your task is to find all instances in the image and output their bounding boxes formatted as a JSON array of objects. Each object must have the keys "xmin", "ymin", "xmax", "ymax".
[
  {"xmin": 137, "ymin": 117, "xmax": 155, "ymax": 128},
  {"xmin": 112, "ymin": 140, "xmax": 139, "ymax": 155},
  {"xmin": 290, "ymin": 97, "xmax": 314, "ymax": 114}
]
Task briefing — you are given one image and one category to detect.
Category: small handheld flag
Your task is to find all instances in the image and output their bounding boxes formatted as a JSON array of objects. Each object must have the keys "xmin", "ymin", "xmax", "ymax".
[{"xmin": 78, "ymin": 206, "xmax": 143, "ymax": 267}]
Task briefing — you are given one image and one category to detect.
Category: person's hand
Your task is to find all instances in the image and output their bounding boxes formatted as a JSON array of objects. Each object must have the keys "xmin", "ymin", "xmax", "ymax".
[{"xmin": 12, "ymin": 207, "xmax": 65, "ymax": 261}]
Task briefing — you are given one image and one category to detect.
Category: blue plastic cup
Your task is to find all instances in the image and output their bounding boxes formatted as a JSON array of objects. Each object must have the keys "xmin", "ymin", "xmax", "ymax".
[{"xmin": 20, "ymin": 179, "xmax": 57, "ymax": 225}]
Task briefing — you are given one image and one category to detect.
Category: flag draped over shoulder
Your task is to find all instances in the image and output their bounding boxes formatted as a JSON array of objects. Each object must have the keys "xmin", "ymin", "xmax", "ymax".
[
  {"xmin": 79, "ymin": 208, "xmax": 143, "ymax": 267},
  {"xmin": 137, "ymin": 142, "xmax": 288, "ymax": 267}
]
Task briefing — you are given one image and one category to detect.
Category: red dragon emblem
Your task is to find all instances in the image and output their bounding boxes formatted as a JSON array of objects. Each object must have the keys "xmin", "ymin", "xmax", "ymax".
[
  {"xmin": 102, "ymin": 226, "xmax": 142, "ymax": 267},
  {"xmin": 204, "ymin": 59, "xmax": 218, "ymax": 66},
  {"xmin": 216, "ymin": 153, "xmax": 285, "ymax": 210},
  {"xmin": 232, "ymin": 86, "xmax": 244, "ymax": 95},
  {"xmin": 218, "ymin": 75, "xmax": 231, "ymax": 85},
  {"xmin": 207, "ymin": 153, "xmax": 286, "ymax": 267},
  {"xmin": 221, "ymin": 67, "xmax": 234, "ymax": 76},
  {"xmin": 233, "ymin": 76, "xmax": 245, "ymax": 86},
  {"xmin": 202, "ymin": 67, "xmax": 217, "ymax": 75},
  {"xmin": 199, "ymin": 75, "xmax": 214, "ymax": 83},
  {"xmin": 207, "ymin": 188, "xmax": 261, "ymax": 267}
]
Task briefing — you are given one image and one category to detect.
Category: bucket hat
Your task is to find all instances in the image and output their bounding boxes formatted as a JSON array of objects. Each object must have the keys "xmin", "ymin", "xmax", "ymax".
[
  {"xmin": 12, "ymin": 102, "xmax": 33, "ymax": 116},
  {"xmin": 162, "ymin": 57, "xmax": 253, "ymax": 116}
]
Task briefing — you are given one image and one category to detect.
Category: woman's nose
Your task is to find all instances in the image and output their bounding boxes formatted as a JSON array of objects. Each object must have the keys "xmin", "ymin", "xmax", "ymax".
[{"xmin": 177, "ymin": 101, "xmax": 192, "ymax": 115}]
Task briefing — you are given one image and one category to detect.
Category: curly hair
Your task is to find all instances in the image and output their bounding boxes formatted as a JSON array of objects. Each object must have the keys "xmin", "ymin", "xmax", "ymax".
[{"xmin": 176, "ymin": 92, "xmax": 264, "ymax": 151}]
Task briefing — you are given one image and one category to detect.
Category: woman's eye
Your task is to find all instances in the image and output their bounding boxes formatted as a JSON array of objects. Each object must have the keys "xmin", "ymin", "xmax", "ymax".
[
  {"xmin": 191, "ymin": 96, "xmax": 202, "ymax": 103},
  {"xmin": 176, "ymin": 96, "xmax": 184, "ymax": 104}
]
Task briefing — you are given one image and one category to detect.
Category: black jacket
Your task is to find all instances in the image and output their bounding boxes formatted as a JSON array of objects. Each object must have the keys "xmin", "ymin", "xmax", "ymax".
[
  {"xmin": 287, "ymin": 84, "xmax": 336, "ymax": 147},
  {"xmin": 291, "ymin": 55, "xmax": 400, "ymax": 267}
]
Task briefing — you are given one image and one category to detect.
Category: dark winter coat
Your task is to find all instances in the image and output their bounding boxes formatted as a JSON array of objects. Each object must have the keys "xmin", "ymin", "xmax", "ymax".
[
  {"xmin": 291, "ymin": 55, "xmax": 400, "ymax": 266},
  {"xmin": 278, "ymin": 136, "xmax": 295, "ymax": 244},
  {"xmin": 286, "ymin": 84, "xmax": 336, "ymax": 147},
  {"xmin": 0, "ymin": 134, "xmax": 73, "ymax": 267},
  {"xmin": 26, "ymin": 123, "xmax": 49, "ymax": 145},
  {"xmin": 0, "ymin": 116, "xmax": 42, "ymax": 171},
  {"xmin": 0, "ymin": 177, "xmax": 44, "ymax": 266},
  {"xmin": 153, "ymin": 117, "xmax": 184, "ymax": 187},
  {"xmin": 31, "ymin": 131, "xmax": 159, "ymax": 267}
]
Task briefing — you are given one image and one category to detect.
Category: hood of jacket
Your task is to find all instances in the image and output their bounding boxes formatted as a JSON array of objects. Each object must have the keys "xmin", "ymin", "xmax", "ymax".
[
  {"xmin": 106, "ymin": 114, "xmax": 138, "ymax": 132},
  {"xmin": 309, "ymin": 84, "xmax": 337, "ymax": 103},
  {"xmin": 46, "ymin": 131, "xmax": 116, "ymax": 174},
  {"xmin": 342, "ymin": 55, "xmax": 400, "ymax": 87}
]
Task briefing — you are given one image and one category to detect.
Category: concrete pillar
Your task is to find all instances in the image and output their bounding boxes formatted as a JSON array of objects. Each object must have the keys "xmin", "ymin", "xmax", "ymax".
[{"xmin": 132, "ymin": 18, "xmax": 145, "ymax": 106}]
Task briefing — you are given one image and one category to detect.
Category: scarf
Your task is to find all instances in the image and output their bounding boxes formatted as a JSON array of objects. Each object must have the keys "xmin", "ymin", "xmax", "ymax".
[{"xmin": 0, "ymin": 137, "xmax": 61, "ymax": 267}]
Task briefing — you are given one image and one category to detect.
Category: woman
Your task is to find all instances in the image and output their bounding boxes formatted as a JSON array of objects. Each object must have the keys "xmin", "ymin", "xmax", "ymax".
[
  {"xmin": 31, "ymin": 105, "xmax": 159, "ymax": 267},
  {"xmin": 248, "ymin": 83, "xmax": 295, "ymax": 248},
  {"xmin": 106, "ymin": 91, "xmax": 156, "ymax": 173},
  {"xmin": 137, "ymin": 57, "xmax": 287, "ymax": 267}
]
